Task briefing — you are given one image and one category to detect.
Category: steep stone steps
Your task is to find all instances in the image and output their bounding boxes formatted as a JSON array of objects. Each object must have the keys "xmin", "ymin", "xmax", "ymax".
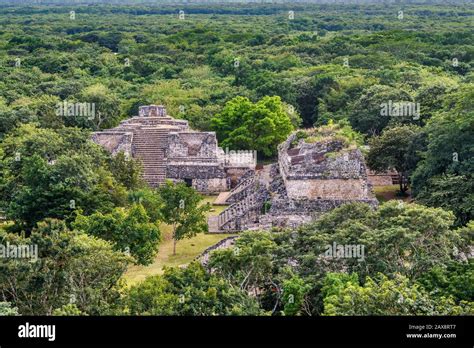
[
  {"xmin": 132, "ymin": 127, "xmax": 170, "ymax": 187},
  {"xmin": 217, "ymin": 194, "xmax": 259, "ymax": 231},
  {"xmin": 225, "ymin": 175, "xmax": 257, "ymax": 204}
]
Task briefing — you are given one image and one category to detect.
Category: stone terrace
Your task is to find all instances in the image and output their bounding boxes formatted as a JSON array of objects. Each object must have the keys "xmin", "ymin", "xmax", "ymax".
[{"xmin": 92, "ymin": 105, "xmax": 255, "ymax": 193}]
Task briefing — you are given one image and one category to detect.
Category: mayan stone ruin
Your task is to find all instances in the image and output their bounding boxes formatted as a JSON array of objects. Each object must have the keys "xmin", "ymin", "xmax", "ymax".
[
  {"xmin": 208, "ymin": 125, "xmax": 379, "ymax": 232},
  {"xmin": 92, "ymin": 105, "xmax": 256, "ymax": 193},
  {"xmin": 92, "ymin": 106, "xmax": 379, "ymax": 233}
]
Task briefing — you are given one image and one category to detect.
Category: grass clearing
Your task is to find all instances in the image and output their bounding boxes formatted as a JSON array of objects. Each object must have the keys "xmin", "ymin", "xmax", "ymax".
[{"xmin": 124, "ymin": 195, "xmax": 233, "ymax": 285}]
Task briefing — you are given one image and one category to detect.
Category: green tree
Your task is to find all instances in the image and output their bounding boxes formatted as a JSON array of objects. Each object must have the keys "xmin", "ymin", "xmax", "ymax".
[
  {"xmin": 412, "ymin": 84, "xmax": 474, "ymax": 225},
  {"xmin": 128, "ymin": 187, "xmax": 163, "ymax": 223},
  {"xmin": 298, "ymin": 201, "xmax": 463, "ymax": 280},
  {"xmin": 0, "ymin": 124, "xmax": 126, "ymax": 231},
  {"xmin": 348, "ymin": 84, "xmax": 413, "ymax": 136},
  {"xmin": 211, "ymin": 96, "xmax": 294, "ymax": 158},
  {"xmin": 74, "ymin": 204, "xmax": 161, "ymax": 266},
  {"xmin": 124, "ymin": 262, "xmax": 264, "ymax": 316},
  {"xmin": 75, "ymin": 83, "xmax": 122, "ymax": 130},
  {"xmin": 0, "ymin": 95, "xmax": 63, "ymax": 138},
  {"xmin": 322, "ymin": 273, "xmax": 473, "ymax": 316},
  {"xmin": 158, "ymin": 181, "xmax": 209, "ymax": 255},
  {"xmin": 208, "ymin": 232, "xmax": 279, "ymax": 310},
  {"xmin": 367, "ymin": 125, "xmax": 423, "ymax": 194},
  {"xmin": 108, "ymin": 151, "xmax": 145, "ymax": 190},
  {"xmin": 281, "ymin": 275, "xmax": 312, "ymax": 316},
  {"xmin": 416, "ymin": 175, "xmax": 474, "ymax": 227},
  {"xmin": 0, "ymin": 219, "xmax": 130, "ymax": 315},
  {"xmin": 0, "ymin": 302, "xmax": 19, "ymax": 316},
  {"xmin": 294, "ymin": 74, "xmax": 338, "ymax": 127},
  {"xmin": 417, "ymin": 260, "xmax": 474, "ymax": 303}
]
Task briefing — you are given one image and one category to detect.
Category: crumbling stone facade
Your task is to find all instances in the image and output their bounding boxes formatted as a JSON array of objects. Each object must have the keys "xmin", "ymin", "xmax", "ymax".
[
  {"xmin": 92, "ymin": 105, "xmax": 255, "ymax": 193},
  {"xmin": 278, "ymin": 132, "xmax": 373, "ymax": 201},
  {"xmin": 209, "ymin": 128, "xmax": 378, "ymax": 232}
]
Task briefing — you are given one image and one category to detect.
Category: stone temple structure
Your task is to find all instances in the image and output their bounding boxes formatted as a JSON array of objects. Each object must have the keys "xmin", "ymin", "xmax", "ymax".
[
  {"xmin": 93, "ymin": 107, "xmax": 378, "ymax": 233},
  {"xmin": 208, "ymin": 126, "xmax": 378, "ymax": 232},
  {"xmin": 92, "ymin": 105, "xmax": 256, "ymax": 193}
]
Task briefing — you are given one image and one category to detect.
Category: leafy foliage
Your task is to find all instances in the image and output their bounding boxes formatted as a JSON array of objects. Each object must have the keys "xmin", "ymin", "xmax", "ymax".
[
  {"xmin": 0, "ymin": 219, "xmax": 130, "ymax": 315},
  {"xmin": 108, "ymin": 151, "xmax": 145, "ymax": 190},
  {"xmin": 0, "ymin": 124, "xmax": 126, "ymax": 231},
  {"xmin": 124, "ymin": 262, "xmax": 265, "ymax": 316},
  {"xmin": 0, "ymin": 301, "xmax": 19, "ymax": 316},
  {"xmin": 367, "ymin": 125, "xmax": 423, "ymax": 194},
  {"xmin": 412, "ymin": 85, "xmax": 474, "ymax": 225},
  {"xmin": 209, "ymin": 202, "xmax": 471, "ymax": 315},
  {"xmin": 73, "ymin": 204, "xmax": 161, "ymax": 266},
  {"xmin": 211, "ymin": 96, "xmax": 296, "ymax": 158},
  {"xmin": 158, "ymin": 181, "xmax": 210, "ymax": 255},
  {"xmin": 322, "ymin": 273, "xmax": 473, "ymax": 316}
]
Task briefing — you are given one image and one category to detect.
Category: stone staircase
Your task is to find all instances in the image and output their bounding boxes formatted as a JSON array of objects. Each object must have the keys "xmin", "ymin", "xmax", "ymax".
[
  {"xmin": 132, "ymin": 127, "xmax": 169, "ymax": 187},
  {"xmin": 209, "ymin": 183, "xmax": 269, "ymax": 232},
  {"xmin": 208, "ymin": 167, "xmax": 273, "ymax": 232},
  {"xmin": 224, "ymin": 175, "xmax": 258, "ymax": 204}
]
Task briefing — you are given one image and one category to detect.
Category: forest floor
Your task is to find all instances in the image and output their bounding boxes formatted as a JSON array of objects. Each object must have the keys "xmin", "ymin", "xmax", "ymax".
[{"xmin": 123, "ymin": 195, "xmax": 234, "ymax": 285}]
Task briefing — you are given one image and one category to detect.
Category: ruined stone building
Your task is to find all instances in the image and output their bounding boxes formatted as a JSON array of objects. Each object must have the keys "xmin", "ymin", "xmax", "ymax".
[
  {"xmin": 92, "ymin": 107, "xmax": 378, "ymax": 233},
  {"xmin": 208, "ymin": 126, "xmax": 378, "ymax": 232},
  {"xmin": 92, "ymin": 105, "xmax": 255, "ymax": 193}
]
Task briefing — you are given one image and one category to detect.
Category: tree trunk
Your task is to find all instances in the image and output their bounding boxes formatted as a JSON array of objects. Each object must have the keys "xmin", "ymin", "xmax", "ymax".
[
  {"xmin": 399, "ymin": 173, "xmax": 404, "ymax": 194},
  {"xmin": 398, "ymin": 171, "xmax": 409, "ymax": 196},
  {"xmin": 173, "ymin": 225, "xmax": 177, "ymax": 256}
]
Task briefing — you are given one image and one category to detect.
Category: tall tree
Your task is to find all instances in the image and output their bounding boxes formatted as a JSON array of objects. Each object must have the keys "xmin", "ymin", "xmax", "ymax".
[
  {"xmin": 322, "ymin": 273, "xmax": 473, "ymax": 316},
  {"xmin": 73, "ymin": 204, "xmax": 161, "ymax": 266},
  {"xmin": 348, "ymin": 84, "xmax": 414, "ymax": 136},
  {"xmin": 0, "ymin": 219, "xmax": 130, "ymax": 315},
  {"xmin": 108, "ymin": 151, "xmax": 145, "ymax": 190},
  {"xmin": 124, "ymin": 262, "xmax": 264, "ymax": 316},
  {"xmin": 0, "ymin": 124, "xmax": 126, "ymax": 231},
  {"xmin": 158, "ymin": 181, "xmax": 209, "ymax": 255},
  {"xmin": 211, "ymin": 96, "xmax": 295, "ymax": 158},
  {"xmin": 367, "ymin": 125, "xmax": 423, "ymax": 194},
  {"xmin": 412, "ymin": 84, "xmax": 474, "ymax": 225}
]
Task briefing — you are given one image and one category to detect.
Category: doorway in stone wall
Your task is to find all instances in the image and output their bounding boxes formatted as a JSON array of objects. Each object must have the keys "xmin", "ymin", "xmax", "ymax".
[{"xmin": 184, "ymin": 178, "xmax": 192, "ymax": 187}]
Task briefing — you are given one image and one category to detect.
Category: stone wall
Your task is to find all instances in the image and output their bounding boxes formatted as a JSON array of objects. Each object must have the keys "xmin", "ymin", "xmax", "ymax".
[
  {"xmin": 167, "ymin": 132, "xmax": 218, "ymax": 159},
  {"xmin": 367, "ymin": 169, "xmax": 397, "ymax": 186},
  {"xmin": 368, "ymin": 174, "xmax": 394, "ymax": 186},
  {"xmin": 285, "ymin": 178, "xmax": 370, "ymax": 200},
  {"xmin": 91, "ymin": 131, "xmax": 132, "ymax": 156},
  {"xmin": 139, "ymin": 105, "xmax": 167, "ymax": 117},
  {"xmin": 166, "ymin": 131, "xmax": 231, "ymax": 193},
  {"xmin": 277, "ymin": 130, "xmax": 374, "ymax": 203},
  {"xmin": 280, "ymin": 147, "xmax": 367, "ymax": 180},
  {"xmin": 269, "ymin": 197, "xmax": 378, "ymax": 215},
  {"xmin": 259, "ymin": 213, "xmax": 314, "ymax": 229},
  {"xmin": 193, "ymin": 178, "xmax": 229, "ymax": 193},
  {"xmin": 166, "ymin": 163, "xmax": 225, "ymax": 179},
  {"xmin": 259, "ymin": 139, "xmax": 379, "ymax": 229},
  {"xmin": 195, "ymin": 236, "xmax": 239, "ymax": 265}
]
